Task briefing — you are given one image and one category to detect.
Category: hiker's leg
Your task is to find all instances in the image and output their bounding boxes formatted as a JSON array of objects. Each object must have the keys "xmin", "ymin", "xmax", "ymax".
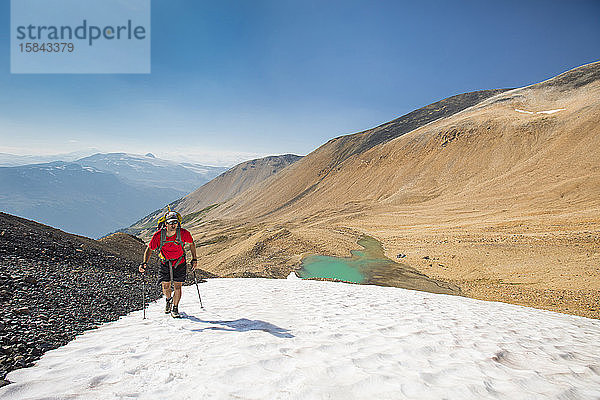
[
  {"xmin": 162, "ymin": 281, "xmax": 172, "ymax": 299},
  {"xmin": 173, "ymin": 282, "xmax": 183, "ymax": 306}
]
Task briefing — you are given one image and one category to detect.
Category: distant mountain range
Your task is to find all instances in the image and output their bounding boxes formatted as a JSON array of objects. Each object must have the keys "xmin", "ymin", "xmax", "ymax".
[
  {"xmin": 76, "ymin": 153, "xmax": 226, "ymax": 193},
  {"xmin": 0, "ymin": 153, "xmax": 227, "ymax": 238},
  {"xmin": 0, "ymin": 150, "xmax": 101, "ymax": 166}
]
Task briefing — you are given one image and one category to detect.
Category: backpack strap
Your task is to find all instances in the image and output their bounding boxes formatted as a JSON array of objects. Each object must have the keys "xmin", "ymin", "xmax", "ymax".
[
  {"xmin": 176, "ymin": 227, "xmax": 183, "ymax": 252},
  {"xmin": 158, "ymin": 228, "xmax": 167, "ymax": 259},
  {"xmin": 175, "ymin": 226, "xmax": 186, "ymax": 261}
]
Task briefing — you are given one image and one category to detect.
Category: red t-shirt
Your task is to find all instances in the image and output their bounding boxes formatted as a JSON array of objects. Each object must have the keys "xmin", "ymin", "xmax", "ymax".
[{"xmin": 149, "ymin": 228, "xmax": 193, "ymax": 265}]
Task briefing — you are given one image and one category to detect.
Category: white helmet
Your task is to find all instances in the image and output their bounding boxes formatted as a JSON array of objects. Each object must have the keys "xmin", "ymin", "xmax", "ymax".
[{"xmin": 165, "ymin": 211, "xmax": 179, "ymax": 224}]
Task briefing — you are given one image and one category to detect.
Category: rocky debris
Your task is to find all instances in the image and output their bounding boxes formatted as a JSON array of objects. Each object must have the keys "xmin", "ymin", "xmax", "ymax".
[
  {"xmin": 459, "ymin": 280, "xmax": 600, "ymax": 320},
  {"xmin": 185, "ymin": 268, "xmax": 218, "ymax": 284},
  {"xmin": 98, "ymin": 232, "xmax": 149, "ymax": 262},
  {"xmin": 0, "ymin": 212, "xmax": 164, "ymax": 381}
]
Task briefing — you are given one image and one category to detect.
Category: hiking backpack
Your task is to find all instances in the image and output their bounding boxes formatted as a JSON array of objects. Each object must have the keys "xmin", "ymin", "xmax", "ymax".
[{"xmin": 156, "ymin": 209, "xmax": 185, "ymax": 261}]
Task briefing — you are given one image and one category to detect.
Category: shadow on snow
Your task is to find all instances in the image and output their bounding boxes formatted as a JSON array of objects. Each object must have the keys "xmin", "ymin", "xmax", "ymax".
[{"xmin": 180, "ymin": 313, "xmax": 294, "ymax": 338}]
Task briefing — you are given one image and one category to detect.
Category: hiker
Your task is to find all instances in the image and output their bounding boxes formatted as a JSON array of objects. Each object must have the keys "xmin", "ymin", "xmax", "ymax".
[{"xmin": 139, "ymin": 211, "xmax": 198, "ymax": 318}]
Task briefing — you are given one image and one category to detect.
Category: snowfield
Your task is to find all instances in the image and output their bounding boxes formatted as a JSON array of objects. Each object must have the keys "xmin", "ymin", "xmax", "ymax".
[
  {"xmin": 2, "ymin": 276, "xmax": 600, "ymax": 399},
  {"xmin": 514, "ymin": 108, "xmax": 566, "ymax": 115}
]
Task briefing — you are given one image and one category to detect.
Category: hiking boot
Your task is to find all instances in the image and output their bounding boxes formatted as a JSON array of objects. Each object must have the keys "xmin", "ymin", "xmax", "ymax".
[
  {"xmin": 171, "ymin": 305, "xmax": 180, "ymax": 318},
  {"xmin": 165, "ymin": 297, "xmax": 173, "ymax": 314}
]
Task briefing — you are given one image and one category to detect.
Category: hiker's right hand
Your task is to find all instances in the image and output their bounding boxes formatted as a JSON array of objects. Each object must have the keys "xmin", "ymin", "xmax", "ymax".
[{"xmin": 139, "ymin": 263, "xmax": 147, "ymax": 273}]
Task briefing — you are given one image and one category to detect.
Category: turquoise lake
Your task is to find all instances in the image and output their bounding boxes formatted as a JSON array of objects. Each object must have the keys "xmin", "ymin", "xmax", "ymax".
[
  {"xmin": 298, "ymin": 236, "xmax": 394, "ymax": 283},
  {"xmin": 298, "ymin": 235, "xmax": 460, "ymax": 295}
]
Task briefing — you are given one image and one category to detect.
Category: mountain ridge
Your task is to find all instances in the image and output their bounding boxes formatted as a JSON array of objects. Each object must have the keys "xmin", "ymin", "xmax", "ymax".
[
  {"xmin": 76, "ymin": 152, "xmax": 227, "ymax": 193},
  {"xmin": 0, "ymin": 153, "xmax": 228, "ymax": 238}
]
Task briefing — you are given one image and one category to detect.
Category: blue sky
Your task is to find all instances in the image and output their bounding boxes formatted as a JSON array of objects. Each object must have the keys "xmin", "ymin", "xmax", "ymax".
[{"xmin": 1, "ymin": 0, "xmax": 599, "ymax": 166}]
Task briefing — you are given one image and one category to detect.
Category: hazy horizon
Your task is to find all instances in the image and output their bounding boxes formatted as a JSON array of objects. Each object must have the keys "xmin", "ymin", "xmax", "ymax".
[{"xmin": 1, "ymin": 1, "xmax": 599, "ymax": 165}]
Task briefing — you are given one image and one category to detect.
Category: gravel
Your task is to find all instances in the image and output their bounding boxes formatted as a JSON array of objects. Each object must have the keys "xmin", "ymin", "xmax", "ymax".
[{"xmin": 0, "ymin": 212, "xmax": 163, "ymax": 381}]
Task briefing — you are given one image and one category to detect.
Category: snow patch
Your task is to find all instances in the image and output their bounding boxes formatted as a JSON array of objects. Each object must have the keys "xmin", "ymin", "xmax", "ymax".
[
  {"xmin": 286, "ymin": 271, "xmax": 300, "ymax": 280},
  {"xmin": 515, "ymin": 108, "xmax": 534, "ymax": 114},
  {"xmin": 2, "ymin": 278, "xmax": 599, "ymax": 399},
  {"xmin": 537, "ymin": 108, "xmax": 566, "ymax": 114},
  {"xmin": 515, "ymin": 108, "xmax": 566, "ymax": 115},
  {"xmin": 180, "ymin": 164, "xmax": 211, "ymax": 174}
]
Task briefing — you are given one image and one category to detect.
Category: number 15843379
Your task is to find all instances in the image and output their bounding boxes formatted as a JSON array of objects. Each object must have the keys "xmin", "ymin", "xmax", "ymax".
[{"xmin": 19, "ymin": 43, "xmax": 74, "ymax": 53}]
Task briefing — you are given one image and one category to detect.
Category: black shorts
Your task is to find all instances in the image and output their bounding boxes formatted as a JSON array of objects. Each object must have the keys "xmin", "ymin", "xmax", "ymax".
[{"xmin": 158, "ymin": 260, "xmax": 187, "ymax": 283}]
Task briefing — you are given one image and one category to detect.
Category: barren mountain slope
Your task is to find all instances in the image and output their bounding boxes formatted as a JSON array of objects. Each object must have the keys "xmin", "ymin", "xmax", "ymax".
[
  {"xmin": 177, "ymin": 154, "xmax": 301, "ymax": 215},
  {"xmin": 207, "ymin": 89, "xmax": 510, "ymax": 221},
  {"xmin": 189, "ymin": 62, "xmax": 600, "ymax": 318}
]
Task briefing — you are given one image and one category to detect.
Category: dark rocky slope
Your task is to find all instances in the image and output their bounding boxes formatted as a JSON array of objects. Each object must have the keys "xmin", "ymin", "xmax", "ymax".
[{"xmin": 0, "ymin": 213, "xmax": 168, "ymax": 384}]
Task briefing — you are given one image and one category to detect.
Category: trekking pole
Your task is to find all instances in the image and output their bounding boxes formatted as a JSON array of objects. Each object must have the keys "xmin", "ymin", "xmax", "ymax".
[
  {"xmin": 141, "ymin": 270, "xmax": 146, "ymax": 320},
  {"xmin": 168, "ymin": 260, "xmax": 175, "ymax": 302},
  {"xmin": 192, "ymin": 269, "xmax": 204, "ymax": 308}
]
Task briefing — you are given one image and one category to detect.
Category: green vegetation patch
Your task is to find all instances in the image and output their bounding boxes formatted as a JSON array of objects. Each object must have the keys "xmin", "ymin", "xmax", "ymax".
[{"xmin": 181, "ymin": 204, "xmax": 219, "ymax": 225}]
